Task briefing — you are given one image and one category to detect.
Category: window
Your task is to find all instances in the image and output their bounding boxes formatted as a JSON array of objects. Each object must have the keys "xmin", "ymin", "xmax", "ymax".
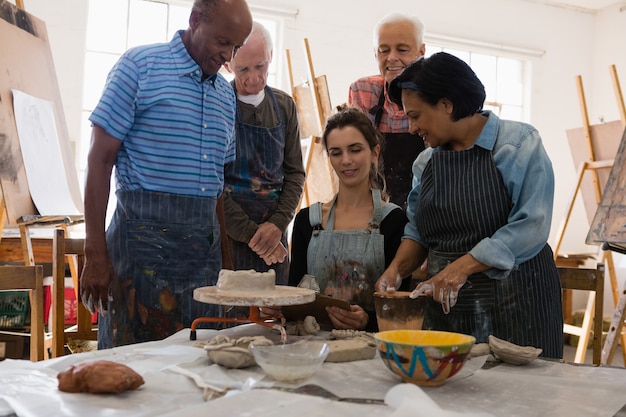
[
  {"xmin": 80, "ymin": 0, "xmax": 282, "ymax": 182},
  {"xmin": 80, "ymin": 0, "xmax": 190, "ymax": 183},
  {"xmin": 425, "ymin": 44, "xmax": 532, "ymax": 123}
]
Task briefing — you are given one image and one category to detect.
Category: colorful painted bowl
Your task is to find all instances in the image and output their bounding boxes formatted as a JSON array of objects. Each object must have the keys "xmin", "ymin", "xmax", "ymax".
[{"xmin": 374, "ymin": 330, "xmax": 476, "ymax": 387}]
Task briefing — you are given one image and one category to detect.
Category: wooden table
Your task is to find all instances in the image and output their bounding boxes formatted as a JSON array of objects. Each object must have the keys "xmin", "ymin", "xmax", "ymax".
[{"xmin": 1, "ymin": 325, "xmax": 626, "ymax": 417}]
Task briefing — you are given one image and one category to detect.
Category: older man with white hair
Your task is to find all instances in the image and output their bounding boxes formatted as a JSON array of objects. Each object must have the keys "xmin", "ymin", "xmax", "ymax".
[
  {"xmin": 349, "ymin": 13, "xmax": 427, "ymax": 210},
  {"xmin": 223, "ymin": 22, "xmax": 305, "ymax": 286}
]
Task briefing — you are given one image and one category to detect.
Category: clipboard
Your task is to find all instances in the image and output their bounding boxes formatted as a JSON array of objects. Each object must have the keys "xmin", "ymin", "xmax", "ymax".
[{"xmin": 282, "ymin": 293, "xmax": 351, "ymax": 327}]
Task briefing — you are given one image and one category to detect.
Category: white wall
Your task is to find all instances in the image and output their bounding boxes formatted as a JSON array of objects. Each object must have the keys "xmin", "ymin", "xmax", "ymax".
[
  {"xmin": 21, "ymin": 0, "xmax": 626, "ymax": 316},
  {"xmin": 19, "ymin": 1, "xmax": 88, "ymax": 160}
]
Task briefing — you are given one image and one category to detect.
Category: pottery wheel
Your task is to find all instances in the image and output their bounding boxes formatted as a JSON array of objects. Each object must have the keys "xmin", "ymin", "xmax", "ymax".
[{"xmin": 193, "ymin": 286, "xmax": 316, "ymax": 307}]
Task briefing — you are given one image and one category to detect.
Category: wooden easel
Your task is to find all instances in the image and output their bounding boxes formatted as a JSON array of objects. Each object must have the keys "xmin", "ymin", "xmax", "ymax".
[
  {"xmin": 0, "ymin": 0, "xmax": 88, "ymax": 358},
  {"xmin": 588, "ymin": 125, "xmax": 626, "ymax": 365},
  {"xmin": 585, "ymin": 66, "xmax": 626, "ymax": 363},
  {"xmin": 285, "ymin": 38, "xmax": 337, "ymax": 210},
  {"xmin": 554, "ymin": 66, "xmax": 626, "ymax": 364}
]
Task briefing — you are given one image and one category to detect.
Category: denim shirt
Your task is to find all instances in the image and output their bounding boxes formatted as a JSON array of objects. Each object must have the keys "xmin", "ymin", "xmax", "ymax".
[{"xmin": 404, "ymin": 111, "xmax": 555, "ymax": 279}]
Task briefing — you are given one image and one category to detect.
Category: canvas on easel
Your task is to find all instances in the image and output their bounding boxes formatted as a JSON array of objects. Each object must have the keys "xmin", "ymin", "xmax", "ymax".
[
  {"xmin": 554, "ymin": 66, "xmax": 626, "ymax": 364},
  {"xmin": 285, "ymin": 40, "xmax": 338, "ymax": 210},
  {"xmin": 586, "ymin": 125, "xmax": 626, "ymax": 365},
  {"xmin": 0, "ymin": 0, "xmax": 91, "ymax": 358},
  {"xmin": 0, "ymin": 0, "xmax": 83, "ymax": 232}
]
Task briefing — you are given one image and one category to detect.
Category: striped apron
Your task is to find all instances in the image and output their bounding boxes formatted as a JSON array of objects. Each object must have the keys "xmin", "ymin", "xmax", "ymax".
[
  {"xmin": 417, "ymin": 146, "xmax": 563, "ymax": 358},
  {"xmin": 98, "ymin": 190, "xmax": 223, "ymax": 348},
  {"xmin": 224, "ymin": 86, "xmax": 289, "ymax": 284}
]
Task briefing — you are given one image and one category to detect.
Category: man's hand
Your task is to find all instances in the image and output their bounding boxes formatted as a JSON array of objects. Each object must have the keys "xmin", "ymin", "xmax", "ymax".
[
  {"xmin": 249, "ymin": 222, "xmax": 282, "ymax": 258},
  {"xmin": 80, "ymin": 253, "xmax": 114, "ymax": 315},
  {"xmin": 261, "ymin": 242, "xmax": 288, "ymax": 265}
]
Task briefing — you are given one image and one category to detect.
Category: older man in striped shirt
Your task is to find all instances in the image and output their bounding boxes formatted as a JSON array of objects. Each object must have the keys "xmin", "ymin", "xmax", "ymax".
[{"xmin": 81, "ymin": 0, "xmax": 252, "ymax": 348}]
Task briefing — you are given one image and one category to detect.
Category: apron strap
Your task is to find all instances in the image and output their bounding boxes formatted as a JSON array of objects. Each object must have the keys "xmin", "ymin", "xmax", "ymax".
[
  {"xmin": 369, "ymin": 89, "xmax": 386, "ymax": 129},
  {"xmin": 310, "ymin": 190, "xmax": 390, "ymax": 232},
  {"xmin": 308, "ymin": 201, "xmax": 325, "ymax": 230},
  {"xmin": 369, "ymin": 189, "xmax": 383, "ymax": 229}
]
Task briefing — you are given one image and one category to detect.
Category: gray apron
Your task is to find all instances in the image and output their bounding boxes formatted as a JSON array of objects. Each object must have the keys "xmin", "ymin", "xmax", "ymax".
[
  {"xmin": 370, "ymin": 91, "xmax": 425, "ymax": 210},
  {"xmin": 98, "ymin": 190, "xmax": 222, "ymax": 348},
  {"xmin": 417, "ymin": 146, "xmax": 563, "ymax": 358},
  {"xmin": 224, "ymin": 85, "xmax": 289, "ymax": 284},
  {"xmin": 307, "ymin": 189, "xmax": 390, "ymax": 312}
]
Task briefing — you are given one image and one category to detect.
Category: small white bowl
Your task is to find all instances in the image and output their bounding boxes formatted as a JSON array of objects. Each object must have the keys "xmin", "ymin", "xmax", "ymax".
[{"xmin": 250, "ymin": 341, "xmax": 329, "ymax": 382}]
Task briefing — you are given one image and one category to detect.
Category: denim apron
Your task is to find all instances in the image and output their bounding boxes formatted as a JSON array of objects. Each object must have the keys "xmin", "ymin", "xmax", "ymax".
[
  {"xmin": 370, "ymin": 91, "xmax": 425, "ymax": 210},
  {"xmin": 306, "ymin": 189, "xmax": 390, "ymax": 312},
  {"xmin": 417, "ymin": 146, "xmax": 563, "ymax": 358},
  {"xmin": 98, "ymin": 190, "xmax": 222, "ymax": 348},
  {"xmin": 224, "ymin": 85, "xmax": 289, "ymax": 284}
]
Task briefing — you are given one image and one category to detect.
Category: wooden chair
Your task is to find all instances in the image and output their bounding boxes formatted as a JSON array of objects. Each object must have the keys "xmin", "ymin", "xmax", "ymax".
[
  {"xmin": 49, "ymin": 228, "xmax": 97, "ymax": 358},
  {"xmin": 0, "ymin": 265, "xmax": 45, "ymax": 361},
  {"xmin": 558, "ymin": 263, "xmax": 605, "ymax": 365}
]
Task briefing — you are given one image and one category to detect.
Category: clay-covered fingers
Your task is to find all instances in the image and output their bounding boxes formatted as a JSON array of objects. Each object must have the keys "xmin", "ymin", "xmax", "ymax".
[
  {"xmin": 376, "ymin": 272, "xmax": 402, "ymax": 292},
  {"xmin": 410, "ymin": 282, "xmax": 433, "ymax": 299},
  {"xmin": 436, "ymin": 286, "xmax": 460, "ymax": 315},
  {"xmin": 80, "ymin": 260, "xmax": 114, "ymax": 315}
]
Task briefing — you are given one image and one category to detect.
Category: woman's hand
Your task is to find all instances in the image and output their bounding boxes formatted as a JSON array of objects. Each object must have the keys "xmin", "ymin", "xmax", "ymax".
[
  {"xmin": 410, "ymin": 254, "xmax": 483, "ymax": 313},
  {"xmin": 375, "ymin": 268, "xmax": 402, "ymax": 292},
  {"xmin": 326, "ymin": 305, "xmax": 369, "ymax": 330}
]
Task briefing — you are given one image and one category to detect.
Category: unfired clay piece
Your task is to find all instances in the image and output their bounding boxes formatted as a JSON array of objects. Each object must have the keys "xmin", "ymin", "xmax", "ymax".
[
  {"xmin": 204, "ymin": 335, "xmax": 274, "ymax": 369},
  {"xmin": 216, "ymin": 269, "xmax": 276, "ymax": 293},
  {"xmin": 488, "ymin": 335, "xmax": 542, "ymax": 365},
  {"xmin": 57, "ymin": 360, "xmax": 144, "ymax": 394},
  {"xmin": 325, "ymin": 335, "xmax": 376, "ymax": 362},
  {"xmin": 469, "ymin": 343, "xmax": 491, "ymax": 358},
  {"xmin": 330, "ymin": 329, "xmax": 368, "ymax": 339}
]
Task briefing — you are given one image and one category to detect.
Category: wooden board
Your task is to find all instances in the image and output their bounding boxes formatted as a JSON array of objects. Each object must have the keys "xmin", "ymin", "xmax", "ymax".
[
  {"xmin": 0, "ymin": 1, "xmax": 82, "ymax": 225},
  {"xmin": 193, "ymin": 285, "xmax": 315, "ymax": 307},
  {"xmin": 282, "ymin": 293, "xmax": 350, "ymax": 327},
  {"xmin": 565, "ymin": 120, "xmax": 623, "ymax": 224},
  {"xmin": 314, "ymin": 75, "xmax": 332, "ymax": 122},
  {"xmin": 587, "ymin": 126, "xmax": 626, "ymax": 246},
  {"xmin": 292, "ymin": 84, "xmax": 319, "ymax": 139},
  {"xmin": 302, "ymin": 136, "xmax": 338, "ymax": 206}
]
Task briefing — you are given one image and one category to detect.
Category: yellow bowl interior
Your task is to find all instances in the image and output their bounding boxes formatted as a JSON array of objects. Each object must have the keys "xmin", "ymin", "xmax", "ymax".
[{"xmin": 375, "ymin": 329, "xmax": 475, "ymax": 346}]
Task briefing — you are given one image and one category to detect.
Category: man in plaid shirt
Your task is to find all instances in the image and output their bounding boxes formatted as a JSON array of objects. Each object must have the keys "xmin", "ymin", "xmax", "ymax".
[{"xmin": 348, "ymin": 13, "xmax": 427, "ymax": 210}]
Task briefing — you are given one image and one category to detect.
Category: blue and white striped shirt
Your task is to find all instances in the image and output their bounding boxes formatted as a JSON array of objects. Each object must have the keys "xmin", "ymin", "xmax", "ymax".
[{"xmin": 90, "ymin": 30, "xmax": 236, "ymax": 198}]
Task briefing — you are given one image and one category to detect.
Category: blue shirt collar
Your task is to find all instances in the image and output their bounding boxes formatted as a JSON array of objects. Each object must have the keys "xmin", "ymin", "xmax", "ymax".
[
  {"xmin": 169, "ymin": 30, "xmax": 217, "ymax": 82},
  {"xmin": 473, "ymin": 110, "xmax": 499, "ymax": 151}
]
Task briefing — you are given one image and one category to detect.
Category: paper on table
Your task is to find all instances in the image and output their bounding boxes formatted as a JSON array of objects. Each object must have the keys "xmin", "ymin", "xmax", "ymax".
[
  {"xmin": 11, "ymin": 89, "xmax": 80, "ymax": 215},
  {"xmin": 385, "ymin": 383, "xmax": 495, "ymax": 417}
]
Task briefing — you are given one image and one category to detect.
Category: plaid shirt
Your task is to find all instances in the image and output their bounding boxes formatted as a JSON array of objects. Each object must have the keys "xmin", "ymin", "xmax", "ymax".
[{"xmin": 348, "ymin": 74, "xmax": 410, "ymax": 133}]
